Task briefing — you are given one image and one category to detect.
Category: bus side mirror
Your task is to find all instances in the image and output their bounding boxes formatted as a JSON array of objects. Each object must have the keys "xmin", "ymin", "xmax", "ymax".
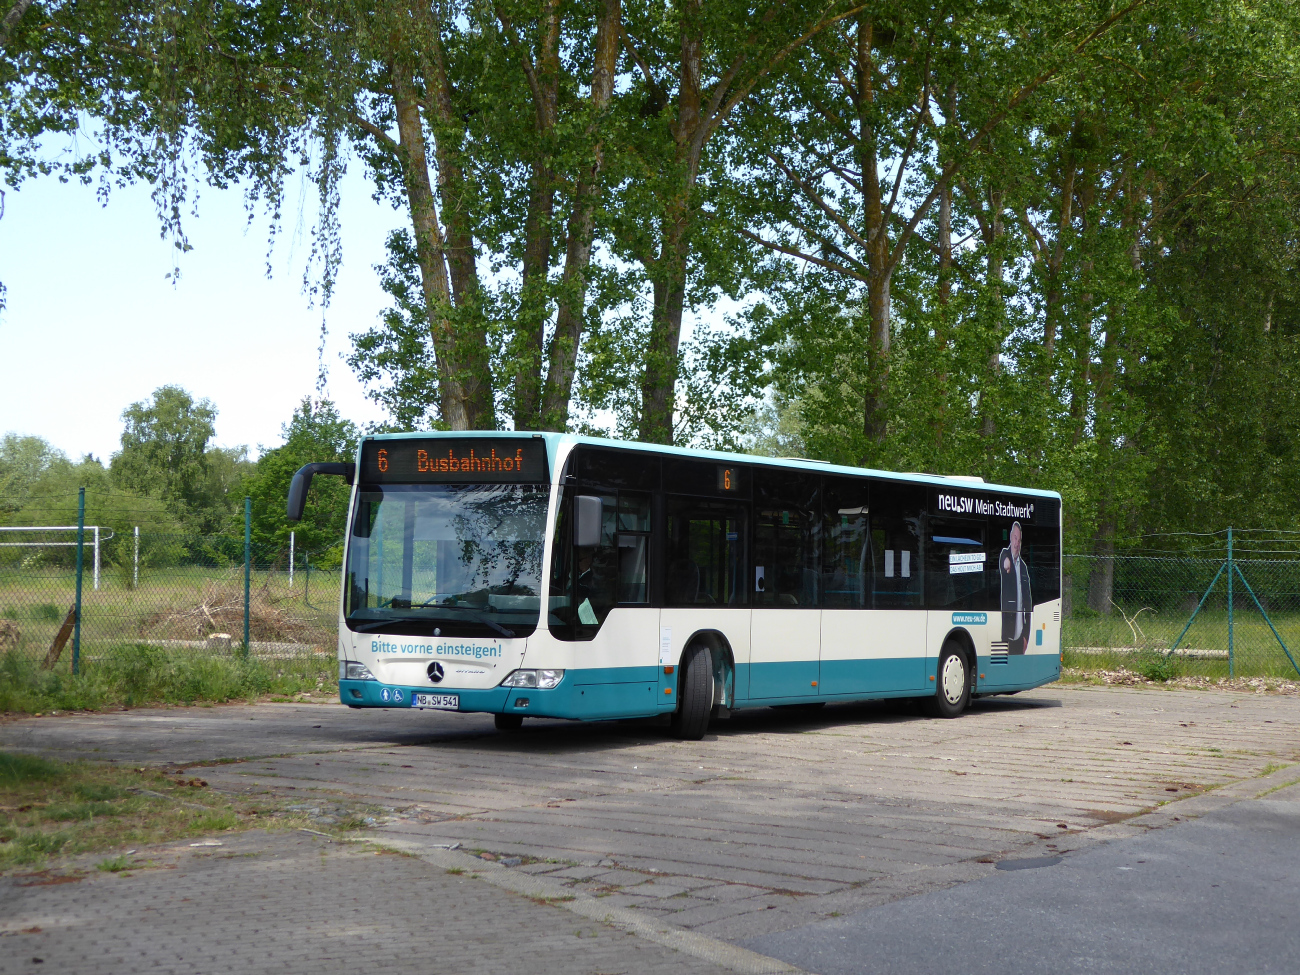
[
  {"xmin": 574, "ymin": 495, "xmax": 602, "ymax": 547},
  {"xmin": 287, "ymin": 462, "xmax": 357, "ymax": 521}
]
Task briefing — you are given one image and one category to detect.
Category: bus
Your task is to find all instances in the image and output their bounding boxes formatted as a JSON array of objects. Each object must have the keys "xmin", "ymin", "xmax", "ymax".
[{"xmin": 287, "ymin": 432, "xmax": 1062, "ymax": 740}]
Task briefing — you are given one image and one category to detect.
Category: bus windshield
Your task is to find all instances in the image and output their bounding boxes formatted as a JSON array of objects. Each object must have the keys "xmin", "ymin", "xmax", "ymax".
[{"xmin": 345, "ymin": 482, "xmax": 549, "ymax": 638}]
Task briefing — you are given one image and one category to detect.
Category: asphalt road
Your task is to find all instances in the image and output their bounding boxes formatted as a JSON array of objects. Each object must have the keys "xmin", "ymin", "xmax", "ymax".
[{"xmin": 745, "ymin": 781, "xmax": 1300, "ymax": 975}]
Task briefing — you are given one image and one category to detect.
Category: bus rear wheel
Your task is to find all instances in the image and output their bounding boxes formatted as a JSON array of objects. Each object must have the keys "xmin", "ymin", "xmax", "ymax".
[
  {"xmin": 925, "ymin": 643, "xmax": 970, "ymax": 718},
  {"xmin": 670, "ymin": 643, "xmax": 714, "ymax": 741},
  {"xmin": 495, "ymin": 713, "xmax": 524, "ymax": 732}
]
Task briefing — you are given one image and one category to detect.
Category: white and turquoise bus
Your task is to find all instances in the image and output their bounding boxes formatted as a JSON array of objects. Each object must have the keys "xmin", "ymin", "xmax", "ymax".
[{"xmin": 287, "ymin": 433, "xmax": 1061, "ymax": 740}]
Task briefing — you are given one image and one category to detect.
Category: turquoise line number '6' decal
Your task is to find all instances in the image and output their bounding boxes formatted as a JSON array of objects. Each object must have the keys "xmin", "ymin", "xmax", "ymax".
[{"xmin": 952, "ymin": 612, "xmax": 988, "ymax": 625}]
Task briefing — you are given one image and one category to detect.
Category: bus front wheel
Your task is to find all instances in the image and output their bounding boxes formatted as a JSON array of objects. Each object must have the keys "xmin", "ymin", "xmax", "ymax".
[
  {"xmin": 926, "ymin": 644, "xmax": 970, "ymax": 719},
  {"xmin": 670, "ymin": 643, "xmax": 714, "ymax": 741},
  {"xmin": 495, "ymin": 713, "xmax": 524, "ymax": 732}
]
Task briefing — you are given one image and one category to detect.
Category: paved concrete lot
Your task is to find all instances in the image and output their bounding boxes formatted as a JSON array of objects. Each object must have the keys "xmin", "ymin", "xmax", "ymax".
[
  {"xmin": 0, "ymin": 830, "xmax": 740, "ymax": 975},
  {"xmin": 744, "ymin": 781, "xmax": 1300, "ymax": 975},
  {"xmin": 4, "ymin": 684, "xmax": 1299, "ymax": 972}
]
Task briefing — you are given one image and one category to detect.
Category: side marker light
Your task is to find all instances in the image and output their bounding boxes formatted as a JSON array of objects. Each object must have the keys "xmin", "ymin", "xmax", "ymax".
[{"xmin": 664, "ymin": 688, "xmax": 673, "ymax": 694}]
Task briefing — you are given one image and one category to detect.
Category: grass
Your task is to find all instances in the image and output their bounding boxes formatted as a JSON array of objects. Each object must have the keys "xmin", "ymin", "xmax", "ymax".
[
  {"xmin": 96, "ymin": 853, "xmax": 133, "ymax": 872},
  {"xmin": 0, "ymin": 644, "xmax": 337, "ymax": 715},
  {"xmin": 1064, "ymin": 607, "xmax": 1300, "ymax": 679},
  {"xmin": 0, "ymin": 750, "xmax": 320, "ymax": 872}
]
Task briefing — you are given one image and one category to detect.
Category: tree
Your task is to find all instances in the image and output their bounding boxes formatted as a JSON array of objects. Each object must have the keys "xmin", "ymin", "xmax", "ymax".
[
  {"xmin": 244, "ymin": 398, "xmax": 358, "ymax": 556},
  {"xmin": 730, "ymin": 0, "xmax": 1150, "ymax": 460},
  {"xmin": 110, "ymin": 386, "xmax": 249, "ymax": 532},
  {"xmin": 0, "ymin": 433, "xmax": 65, "ymax": 512}
]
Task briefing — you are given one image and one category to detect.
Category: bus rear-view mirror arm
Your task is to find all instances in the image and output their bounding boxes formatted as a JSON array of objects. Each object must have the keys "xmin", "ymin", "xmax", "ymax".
[
  {"xmin": 287, "ymin": 463, "xmax": 357, "ymax": 522},
  {"xmin": 574, "ymin": 495, "xmax": 602, "ymax": 547}
]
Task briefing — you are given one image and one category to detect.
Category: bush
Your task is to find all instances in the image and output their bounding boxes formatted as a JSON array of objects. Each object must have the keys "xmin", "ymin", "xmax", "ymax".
[{"xmin": 1135, "ymin": 650, "xmax": 1177, "ymax": 683}]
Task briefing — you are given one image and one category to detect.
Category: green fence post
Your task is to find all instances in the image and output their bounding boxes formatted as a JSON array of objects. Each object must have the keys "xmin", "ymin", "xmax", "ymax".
[
  {"xmin": 72, "ymin": 486, "xmax": 85, "ymax": 676},
  {"xmin": 243, "ymin": 496, "xmax": 252, "ymax": 658},
  {"xmin": 1227, "ymin": 527, "xmax": 1234, "ymax": 678}
]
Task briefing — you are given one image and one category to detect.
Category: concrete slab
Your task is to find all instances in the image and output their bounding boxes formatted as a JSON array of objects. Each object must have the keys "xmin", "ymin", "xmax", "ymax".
[{"xmin": 5, "ymin": 685, "xmax": 1299, "ymax": 947}]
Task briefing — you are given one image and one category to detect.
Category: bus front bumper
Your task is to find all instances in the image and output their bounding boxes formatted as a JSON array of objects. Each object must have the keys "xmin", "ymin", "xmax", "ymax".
[{"xmin": 338, "ymin": 675, "xmax": 652, "ymax": 720}]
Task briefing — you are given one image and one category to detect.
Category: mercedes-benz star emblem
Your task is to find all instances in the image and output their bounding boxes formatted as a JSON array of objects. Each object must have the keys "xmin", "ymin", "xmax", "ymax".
[{"xmin": 427, "ymin": 661, "xmax": 445, "ymax": 684}]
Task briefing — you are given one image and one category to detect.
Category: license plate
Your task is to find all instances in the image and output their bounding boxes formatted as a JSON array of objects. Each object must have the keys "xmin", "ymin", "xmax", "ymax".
[{"xmin": 412, "ymin": 693, "xmax": 459, "ymax": 711}]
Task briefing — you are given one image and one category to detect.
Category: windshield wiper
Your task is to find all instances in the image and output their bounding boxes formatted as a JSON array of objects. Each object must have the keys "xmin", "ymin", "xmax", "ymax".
[
  {"xmin": 350, "ymin": 610, "xmax": 515, "ymax": 639},
  {"xmin": 350, "ymin": 619, "xmax": 410, "ymax": 634},
  {"xmin": 449, "ymin": 609, "xmax": 515, "ymax": 639},
  {"xmin": 401, "ymin": 600, "xmax": 517, "ymax": 639}
]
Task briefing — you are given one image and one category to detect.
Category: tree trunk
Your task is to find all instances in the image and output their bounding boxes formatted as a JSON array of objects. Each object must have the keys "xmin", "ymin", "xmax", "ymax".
[
  {"xmin": 934, "ymin": 95, "xmax": 953, "ymax": 456},
  {"xmin": 514, "ymin": 164, "xmax": 554, "ymax": 429},
  {"xmin": 512, "ymin": 0, "xmax": 560, "ymax": 430},
  {"xmin": 979, "ymin": 188, "xmax": 1004, "ymax": 445},
  {"xmin": 539, "ymin": 0, "xmax": 621, "ymax": 431},
  {"xmin": 1042, "ymin": 151, "xmax": 1076, "ymax": 364},
  {"xmin": 637, "ymin": 0, "xmax": 702, "ymax": 443},
  {"xmin": 640, "ymin": 209, "xmax": 690, "ymax": 443},
  {"xmin": 0, "ymin": 0, "xmax": 32, "ymax": 48},
  {"xmin": 856, "ymin": 15, "xmax": 891, "ymax": 449},
  {"xmin": 1086, "ymin": 520, "xmax": 1116, "ymax": 614},
  {"xmin": 390, "ymin": 62, "xmax": 471, "ymax": 430},
  {"xmin": 419, "ymin": 20, "xmax": 495, "ymax": 429}
]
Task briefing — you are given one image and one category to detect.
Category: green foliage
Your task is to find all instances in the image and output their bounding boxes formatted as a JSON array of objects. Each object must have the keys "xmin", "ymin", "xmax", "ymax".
[
  {"xmin": 6, "ymin": 0, "xmax": 1300, "ymax": 581},
  {"xmin": 242, "ymin": 398, "xmax": 358, "ymax": 557},
  {"xmin": 0, "ymin": 434, "xmax": 183, "ymax": 565},
  {"xmin": 110, "ymin": 386, "xmax": 250, "ymax": 533},
  {"xmin": 1135, "ymin": 653, "xmax": 1178, "ymax": 684}
]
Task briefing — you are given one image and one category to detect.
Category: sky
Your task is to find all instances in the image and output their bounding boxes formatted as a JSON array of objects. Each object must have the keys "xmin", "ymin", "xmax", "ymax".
[{"xmin": 0, "ymin": 163, "xmax": 402, "ymax": 463}]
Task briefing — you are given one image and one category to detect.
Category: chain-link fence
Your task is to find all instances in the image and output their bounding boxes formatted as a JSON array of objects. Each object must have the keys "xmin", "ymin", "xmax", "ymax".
[
  {"xmin": 1064, "ymin": 552, "xmax": 1300, "ymax": 679},
  {"xmin": 0, "ymin": 520, "xmax": 338, "ymax": 679},
  {"xmin": 5, "ymin": 494, "xmax": 1299, "ymax": 684}
]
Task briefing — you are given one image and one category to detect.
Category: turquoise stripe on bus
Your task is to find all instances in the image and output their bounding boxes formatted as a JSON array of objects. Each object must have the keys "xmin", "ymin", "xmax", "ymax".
[
  {"xmin": 977, "ymin": 653, "xmax": 1060, "ymax": 690},
  {"xmin": 818, "ymin": 657, "xmax": 928, "ymax": 695},
  {"xmin": 341, "ymin": 656, "xmax": 1061, "ymax": 718},
  {"xmin": 740, "ymin": 658, "xmax": 929, "ymax": 701}
]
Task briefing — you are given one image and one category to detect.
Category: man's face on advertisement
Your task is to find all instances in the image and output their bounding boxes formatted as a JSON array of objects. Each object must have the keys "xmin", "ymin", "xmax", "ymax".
[{"xmin": 1010, "ymin": 523, "xmax": 1023, "ymax": 562}]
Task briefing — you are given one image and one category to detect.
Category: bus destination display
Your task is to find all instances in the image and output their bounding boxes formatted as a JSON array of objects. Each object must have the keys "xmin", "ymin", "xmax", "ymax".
[{"xmin": 360, "ymin": 438, "xmax": 548, "ymax": 483}]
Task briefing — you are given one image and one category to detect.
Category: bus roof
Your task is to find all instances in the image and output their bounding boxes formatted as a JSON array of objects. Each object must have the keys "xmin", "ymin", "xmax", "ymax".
[{"xmin": 361, "ymin": 430, "xmax": 1061, "ymax": 501}]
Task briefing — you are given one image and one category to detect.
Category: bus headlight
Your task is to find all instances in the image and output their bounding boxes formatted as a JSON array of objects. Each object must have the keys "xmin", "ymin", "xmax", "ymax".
[
  {"xmin": 344, "ymin": 661, "xmax": 377, "ymax": 681},
  {"xmin": 500, "ymin": 669, "xmax": 564, "ymax": 690}
]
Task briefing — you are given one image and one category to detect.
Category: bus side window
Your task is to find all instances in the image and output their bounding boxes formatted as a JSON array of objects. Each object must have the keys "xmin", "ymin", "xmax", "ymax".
[
  {"xmin": 869, "ymin": 481, "xmax": 923, "ymax": 609},
  {"xmin": 821, "ymin": 476, "xmax": 869, "ymax": 608},
  {"xmin": 548, "ymin": 488, "xmax": 575, "ymax": 637},
  {"xmin": 616, "ymin": 493, "xmax": 651, "ymax": 604},
  {"xmin": 568, "ymin": 490, "xmax": 654, "ymax": 635},
  {"xmin": 1024, "ymin": 522, "xmax": 1061, "ymax": 605},
  {"xmin": 753, "ymin": 469, "xmax": 820, "ymax": 608},
  {"xmin": 574, "ymin": 493, "xmax": 619, "ymax": 632},
  {"xmin": 665, "ymin": 498, "xmax": 748, "ymax": 607},
  {"xmin": 926, "ymin": 519, "xmax": 988, "ymax": 610}
]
